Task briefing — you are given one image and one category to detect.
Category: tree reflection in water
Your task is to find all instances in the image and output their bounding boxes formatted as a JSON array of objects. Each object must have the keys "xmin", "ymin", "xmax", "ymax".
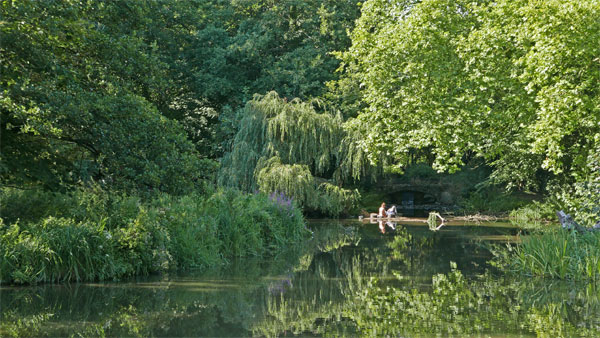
[{"xmin": 1, "ymin": 222, "xmax": 600, "ymax": 337}]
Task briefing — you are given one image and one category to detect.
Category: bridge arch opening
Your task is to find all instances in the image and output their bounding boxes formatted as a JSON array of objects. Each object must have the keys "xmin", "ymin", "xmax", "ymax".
[{"xmin": 384, "ymin": 190, "xmax": 437, "ymax": 217}]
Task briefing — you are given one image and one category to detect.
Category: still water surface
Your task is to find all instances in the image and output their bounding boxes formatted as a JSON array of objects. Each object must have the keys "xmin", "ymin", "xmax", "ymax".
[{"xmin": 1, "ymin": 220, "xmax": 599, "ymax": 337}]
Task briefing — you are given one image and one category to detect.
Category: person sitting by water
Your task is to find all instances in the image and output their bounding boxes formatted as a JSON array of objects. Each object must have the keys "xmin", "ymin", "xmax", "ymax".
[
  {"xmin": 378, "ymin": 202, "xmax": 387, "ymax": 218},
  {"xmin": 387, "ymin": 205, "xmax": 397, "ymax": 218}
]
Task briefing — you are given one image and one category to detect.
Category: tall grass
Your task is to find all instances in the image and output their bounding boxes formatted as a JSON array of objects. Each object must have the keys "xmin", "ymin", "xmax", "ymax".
[
  {"xmin": 0, "ymin": 187, "xmax": 309, "ymax": 284},
  {"xmin": 496, "ymin": 230, "xmax": 600, "ymax": 282}
]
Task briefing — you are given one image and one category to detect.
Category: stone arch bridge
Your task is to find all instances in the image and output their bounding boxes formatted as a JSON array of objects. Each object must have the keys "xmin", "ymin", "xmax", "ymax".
[{"xmin": 380, "ymin": 182, "xmax": 454, "ymax": 206}]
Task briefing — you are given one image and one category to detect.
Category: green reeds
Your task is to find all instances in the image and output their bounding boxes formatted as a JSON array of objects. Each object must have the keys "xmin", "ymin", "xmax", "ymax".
[
  {"xmin": 0, "ymin": 187, "xmax": 309, "ymax": 285},
  {"xmin": 501, "ymin": 229, "xmax": 600, "ymax": 281}
]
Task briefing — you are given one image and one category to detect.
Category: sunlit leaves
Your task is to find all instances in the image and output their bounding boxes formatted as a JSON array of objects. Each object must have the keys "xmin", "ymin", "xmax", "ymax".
[
  {"xmin": 219, "ymin": 92, "xmax": 363, "ymax": 215},
  {"xmin": 0, "ymin": 1, "xmax": 211, "ymax": 194},
  {"xmin": 340, "ymin": 0, "xmax": 600, "ymax": 189}
]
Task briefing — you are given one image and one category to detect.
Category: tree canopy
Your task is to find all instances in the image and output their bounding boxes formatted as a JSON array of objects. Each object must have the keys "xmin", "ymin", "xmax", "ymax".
[
  {"xmin": 219, "ymin": 92, "xmax": 367, "ymax": 216},
  {"xmin": 3, "ymin": 0, "xmax": 598, "ymax": 217},
  {"xmin": 1, "ymin": 0, "xmax": 360, "ymax": 195},
  {"xmin": 339, "ymin": 0, "xmax": 600, "ymax": 190},
  {"xmin": 1, "ymin": 1, "xmax": 214, "ymax": 194}
]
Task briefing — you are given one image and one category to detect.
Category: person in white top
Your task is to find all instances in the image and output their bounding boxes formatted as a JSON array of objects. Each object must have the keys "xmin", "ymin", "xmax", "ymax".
[
  {"xmin": 387, "ymin": 205, "xmax": 397, "ymax": 217},
  {"xmin": 378, "ymin": 202, "xmax": 387, "ymax": 218}
]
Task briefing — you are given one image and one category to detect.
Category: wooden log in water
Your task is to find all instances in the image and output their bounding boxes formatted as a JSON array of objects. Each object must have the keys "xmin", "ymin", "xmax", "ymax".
[{"xmin": 364, "ymin": 215, "xmax": 427, "ymax": 223}]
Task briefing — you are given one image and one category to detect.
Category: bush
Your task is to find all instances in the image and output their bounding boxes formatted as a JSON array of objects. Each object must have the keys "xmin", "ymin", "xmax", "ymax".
[
  {"xmin": 509, "ymin": 200, "xmax": 558, "ymax": 229},
  {"xmin": 558, "ymin": 145, "xmax": 600, "ymax": 227},
  {"xmin": 0, "ymin": 187, "xmax": 309, "ymax": 284},
  {"xmin": 460, "ymin": 186, "xmax": 532, "ymax": 214},
  {"xmin": 0, "ymin": 188, "xmax": 71, "ymax": 225}
]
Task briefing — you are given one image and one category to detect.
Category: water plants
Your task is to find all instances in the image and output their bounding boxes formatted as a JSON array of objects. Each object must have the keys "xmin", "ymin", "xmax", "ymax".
[
  {"xmin": 495, "ymin": 229, "xmax": 600, "ymax": 282},
  {"xmin": 0, "ymin": 187, "xmax": 309, "ymax": 285}
]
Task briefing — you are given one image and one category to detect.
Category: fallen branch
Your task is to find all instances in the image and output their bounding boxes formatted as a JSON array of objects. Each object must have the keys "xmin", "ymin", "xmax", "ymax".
[{"xmin": 453, "ymin": 214, "xmax": 499, "ymax": 223}]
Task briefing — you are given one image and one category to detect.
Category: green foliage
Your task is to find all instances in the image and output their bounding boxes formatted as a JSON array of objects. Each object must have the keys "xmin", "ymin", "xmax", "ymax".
[
  {"xmin": 255, "ymin": 157, "xmax": 361, "ymax": 216},
  {"xmin": 0, "ymin": 188, "xmax": 71, "ymax": 225},
  {"xmin": 1, "ymin": 217, "xmax": 152, "ymax": 284},
  {"xmin": 0, "ymin": 187, "xmax": 309, "ymax": 284},
  {"xmin": 315, "ymin": 182, "xmax": 361, "ymax": 217},
  {"xmin": 220, "ymin": 91, "xmax": 343, "ymax": 190},
  {"xmin": 460, "ymin": 185, "xmax": 534, "ymax": 214},
  {"xmin": 337, "ymin": 117, "xmax": 382, "ymax": 182},
  {"xmin": 1, "ymin": 0, "xmax": 362, "ymax": 208},
  {"xmin": 220, "ymin": 92, "xmax": 365, "ymax": 216},
  {"xmin": 200, "ymin": 189, "xmax": 307, "ymax": 259},
  {"xmin": 403, "ymin": 163, "xmax": 438, "ymax": 181},
  {"xmin": 509, "ymin": 200, "xmax": 559, "ymax": 228},
  {"xmin": 558, "ymin": 143, "xmax": 600, "ymax": 227},
  {"xmin": 256, "ymin": 157, "xmax": 315, "ymax": 207},
  {"xmin": 358, "ymin": 191, "xmax": 387, "ymax": 213},
  {"xmin": 340, "ymin": 0, "xmax": 600, "ymax": 190},
  {"xmin": 496, "ymin": 230, "xmax": 600, "ymax": 281},
  {"xmin": 158, "ymin": 0, "xmax": 361, "ymax": 155},
  {"xmin": 347, "ymin": 263, "xmax": 600, "ymax": 337},
  {"xmin": 3, "ymin": 221, "xmax": 600, "ymax": 337},
  {"xmin": 0, "ymin": 1, "xmax": 216, "ymax": 194},
  {"xmin": 251, "ymin": 236, "xmax": 600, "ymax": 337},
  {"xmin": 0, "ymin": 223, "xmax": 356, "ymax": 337}
]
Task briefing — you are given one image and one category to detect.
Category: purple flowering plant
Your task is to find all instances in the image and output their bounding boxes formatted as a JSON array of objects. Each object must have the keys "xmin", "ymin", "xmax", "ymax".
[{"xmin": 268, "ymin": 191, "xmax": 295, "ymax": 216}]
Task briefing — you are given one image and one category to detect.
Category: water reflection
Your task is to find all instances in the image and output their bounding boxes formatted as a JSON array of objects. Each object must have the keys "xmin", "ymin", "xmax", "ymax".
[
  {"xmin": 378, "ymin": 220, "xmax": 397, "ymax": 233},
  {"xmin": 1, "ymin": 221, "xmax": 599, "ymax": 337}
]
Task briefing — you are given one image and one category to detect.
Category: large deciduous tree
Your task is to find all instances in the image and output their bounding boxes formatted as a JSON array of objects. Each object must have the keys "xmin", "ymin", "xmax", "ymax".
[
  {"xmin": 1, "ymin": 1, "xmax": 212, "ymax": 194},
  {"xmin": 340, "ymin": 0, "xmax": 600, "ymax": 190},
  {"xmin": 219, "ymin": 92, "xmax": 370, "ymax": 216}
]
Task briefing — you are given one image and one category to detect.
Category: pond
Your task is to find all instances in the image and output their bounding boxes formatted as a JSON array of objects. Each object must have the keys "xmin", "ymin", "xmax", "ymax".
[{"xmin": 1, "ymin": 220, "xmax": 599, "ymax": 337}]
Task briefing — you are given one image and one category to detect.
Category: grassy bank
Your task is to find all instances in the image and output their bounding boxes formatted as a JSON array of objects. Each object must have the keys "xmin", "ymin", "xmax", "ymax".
[{"xmin": 0, "ymin": 188, "xmax": 309, "ymax": 285}]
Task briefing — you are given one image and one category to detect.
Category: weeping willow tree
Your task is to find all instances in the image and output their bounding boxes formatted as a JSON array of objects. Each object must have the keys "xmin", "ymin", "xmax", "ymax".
[{"xmin": 219, "ymin": 92, "xmax": 372, "ymax": 216}]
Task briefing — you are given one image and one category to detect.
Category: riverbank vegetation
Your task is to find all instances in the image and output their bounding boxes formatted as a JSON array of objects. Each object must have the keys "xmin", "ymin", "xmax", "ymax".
[
  {"xmin": 1, "ymin": 187, "xmax": 308, "ymax": 284},
  {"xmin": 1, "ymin": 0, "xmax": 360, "ymax": 284},
  {"xmin": 335, "ymin": 0, "xmax": 600, "ymax": 281},
  {"xmin": 495, "ymin": 230, "xmax": 600, "ymax": 282},
  {"xmin": 2, "ymin": 0, "xmax": 599, "ymax": 286}
]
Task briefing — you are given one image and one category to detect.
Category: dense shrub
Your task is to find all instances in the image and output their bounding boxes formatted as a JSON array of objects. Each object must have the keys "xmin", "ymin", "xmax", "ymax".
[
  {"xmin": 509, "ymin": 200, "xmax": 558, "ymax": 227},
  {"xmin": 460, "ymin": 187, "xmax": 532, "ymax": 214},
  {"xmin": 0, "ymin": 187, "xmax": 309, "ymax": 284}
]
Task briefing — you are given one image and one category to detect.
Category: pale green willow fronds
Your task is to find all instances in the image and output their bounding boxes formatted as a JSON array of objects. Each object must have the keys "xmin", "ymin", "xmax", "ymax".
[
  {"xmin": 255, "ymin": 157, "xmax": 360, "ymax": 216},
  {"xmin": 256, "ymin": 157, "xmax": 315, "ymax": 207},
  {"xmin": 219, "ymin": 92, "xmax": 371, "ymax": 215},
  {"xmin": 337, "ymin": 118, "xmax": 381, "ymax": 182},
  {"xmin": 315, "ymin": 182, "xmax": 361, "ymax": 217}
]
